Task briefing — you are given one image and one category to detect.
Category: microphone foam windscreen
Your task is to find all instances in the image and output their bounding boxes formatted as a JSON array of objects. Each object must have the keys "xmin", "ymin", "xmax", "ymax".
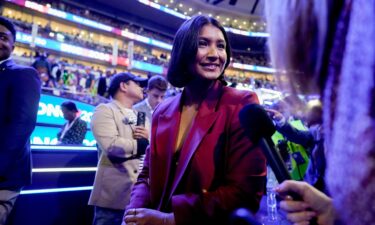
[{"xmin": 239, "ymin": 104, "xmax": 276, "ymax": 141}]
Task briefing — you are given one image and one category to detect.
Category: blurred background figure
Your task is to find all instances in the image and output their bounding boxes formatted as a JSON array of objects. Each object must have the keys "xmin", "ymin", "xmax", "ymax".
[
  {"xmin": 267, "ymin": 99, "xmax": 311, "ymax": 182},
  {"xmin": 133, "ymin": 75, "xmax": 168, "ymax": 122},
  {"xmin": 85, "ymin": 66, "xmax": 96, "ymax": 94},
  {"xmin": 32, "ymin": 51, "xmax": 51, "ymax": 77},
  {"xmin": 268, "ymin": 102, "xmax": 326, "ymax": 193},
  {"xmin": 97, "ymin": 69, "xmax": 112, "ymax": 97},
  {"xmin": 57, "ymin": 101, "xmax": 87, "ymax": 145}
]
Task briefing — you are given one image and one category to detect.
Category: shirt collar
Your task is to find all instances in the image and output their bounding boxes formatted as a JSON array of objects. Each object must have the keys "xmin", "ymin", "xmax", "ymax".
[
  {"xmin": 145, "ymin": 98, "xmax": 153, "ymax": 112},
  {"xmin": 0, "ymin": 57, "xmax": 11, "ymax": 66},
  {"xmin": 113, "ymin": 99, "xmax": 134, "ymax": 112}
]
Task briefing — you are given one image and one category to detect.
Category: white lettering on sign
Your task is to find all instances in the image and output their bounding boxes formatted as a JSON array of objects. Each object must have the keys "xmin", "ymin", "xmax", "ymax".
[
  {"xmin": 83, "ymin": 139, "xmax": 97, "ymax": 146},
  {"xmin": 31, "ymin": 136, "xmax": 96, "ymax": 146},
  {"xmin": 31, "ymin": 136, "xmax": 58, "ymax": 145},
  {"xmin": 38, "ymin": 102, "xmax": 62, "ymax": 117},
  {"xmin": 80, "ymin": 111, "xmax": 93, "ymax": 123},
  {"xmin": 38, "ymin": 102, "xmax": 93, "ymax": 123}
]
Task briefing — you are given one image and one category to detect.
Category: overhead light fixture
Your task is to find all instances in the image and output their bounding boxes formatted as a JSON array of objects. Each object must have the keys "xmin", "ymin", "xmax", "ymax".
[
  {"xmin": 189, "ymin": 8, "xmax": 193, "ymax": 11},
  {"xmin": 198, "ymin": 11, "xmax": 202, "ymax": 15},
  {"xmin": 179, "ymin": 3, "xmax": 183, "ymax": 7},
  {"xmin": 226, "ymin": 17, "xmax": 230, "ymax": 21},
  {"xmin": 209, "ymin": 14, "xmax": 212, "ymax": 17}
]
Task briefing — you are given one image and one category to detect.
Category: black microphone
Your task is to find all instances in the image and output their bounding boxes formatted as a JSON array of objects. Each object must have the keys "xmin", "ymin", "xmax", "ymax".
[
  {"xmin": 239, "ymin": 104, "xmax": 292, "ymax": 183},
  {"xmin": 239, "ymin": 104, "xmax": 318, "ymax": 225}
]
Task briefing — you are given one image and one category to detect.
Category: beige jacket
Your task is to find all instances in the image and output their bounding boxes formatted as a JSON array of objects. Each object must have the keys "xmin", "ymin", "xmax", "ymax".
[{"xmin": 88, "ymin": 100, "xmax": 150, "ymax": 210}]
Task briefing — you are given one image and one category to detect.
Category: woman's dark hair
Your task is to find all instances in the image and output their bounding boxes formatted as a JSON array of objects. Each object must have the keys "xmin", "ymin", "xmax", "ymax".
[
  {"xmin": 167, "ymin": 15, "xmax": 231, "ymax": 88},
  {"xmin": 61, "ymin": 101, "xmax": 78, "ymax": 112}
]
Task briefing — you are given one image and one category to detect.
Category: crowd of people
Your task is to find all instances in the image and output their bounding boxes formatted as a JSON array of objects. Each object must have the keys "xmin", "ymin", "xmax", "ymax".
[
  {"xmin": 231, "ymin": 53, "xmax": 271, "ymax": 67},
  {"xmin": 5, "ymin": 1, "xmax": 271, "ymax": 68},
  {"xmin": 8, "ymin": 47, "xmax": 276, "ymax": 106},
  {"xmin": 8, "ymin": 17, "xmax": 170, "ymax": 67}
]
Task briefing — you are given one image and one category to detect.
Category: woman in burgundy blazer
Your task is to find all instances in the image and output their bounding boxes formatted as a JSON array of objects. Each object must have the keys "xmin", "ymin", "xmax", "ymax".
[{"xmin": 124, "ymin": 15, "xmax": 267, "ymax": 225}]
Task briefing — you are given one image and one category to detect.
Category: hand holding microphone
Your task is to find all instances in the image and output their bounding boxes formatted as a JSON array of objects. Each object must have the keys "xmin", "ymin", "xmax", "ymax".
[
  {"xmin": 275, "ymin": 180, "xmax": 335, "ymax": 225},
  {"xmin": 239, "ymin": 104, "xmax": 319, "ymax": 225}
]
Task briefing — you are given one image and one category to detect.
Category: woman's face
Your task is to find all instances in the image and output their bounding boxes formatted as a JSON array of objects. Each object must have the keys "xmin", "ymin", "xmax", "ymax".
[{"xmin": 189, "ymin": 24, "xmax": 227, "ymax": 81}]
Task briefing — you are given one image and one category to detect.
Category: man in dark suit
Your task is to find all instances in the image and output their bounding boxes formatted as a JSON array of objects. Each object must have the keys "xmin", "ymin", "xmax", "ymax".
[{"xmin": 0, "ymin": 16, "xmax": 41, "ymax": 224}]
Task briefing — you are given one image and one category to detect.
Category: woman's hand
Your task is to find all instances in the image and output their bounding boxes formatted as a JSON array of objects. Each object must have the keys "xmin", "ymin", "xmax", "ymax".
[
  {"xmin": 123, "ymin": 208, "xmax": 175, "ymax": 225},
  {"xmin": 133, "ymin": 126, "xmax": 149, "ymax": 140},
  {"xmin": 275, "ymin": 180, "xmax": 335, "ymax": 225}
]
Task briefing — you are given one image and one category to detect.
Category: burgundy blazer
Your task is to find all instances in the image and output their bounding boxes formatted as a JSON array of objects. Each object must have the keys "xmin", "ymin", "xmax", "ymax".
[{"xmin": 128, "ymin": 81, "xmax": 267, "ymax": 225}]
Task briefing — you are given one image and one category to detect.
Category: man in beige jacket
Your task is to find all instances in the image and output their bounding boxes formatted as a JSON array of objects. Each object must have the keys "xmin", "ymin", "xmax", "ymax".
[{"xmin": 89, "ymin": 72, "xmax": 150, "ymax": 225}]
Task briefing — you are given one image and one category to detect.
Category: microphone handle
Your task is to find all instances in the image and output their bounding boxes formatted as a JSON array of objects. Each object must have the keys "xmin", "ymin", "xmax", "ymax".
[
  {"xmin": 260, "ymin": 138, "xmax": 291, "ymax": 183},
  {"xmin": 260, "ymin": 138, "xmax": 318, "ymax": 225}
]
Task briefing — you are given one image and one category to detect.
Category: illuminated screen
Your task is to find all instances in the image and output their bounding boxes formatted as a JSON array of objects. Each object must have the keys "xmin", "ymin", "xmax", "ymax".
[
  {"xmin": 37, "ymin": 94, "xmax": 94, "ymax": 127},
  {"xmin": 31, "ymin": 126, "xmax": 96, "ymax": 146},
  {"xmin": 31, "ymin": 94, "xmax": 96, "ymax": 146}
]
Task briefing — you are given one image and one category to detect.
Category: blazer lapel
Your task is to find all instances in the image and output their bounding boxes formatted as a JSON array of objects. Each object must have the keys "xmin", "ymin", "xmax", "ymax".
[
  {"xmin": 166, "ymin": 81, "xmax": 223, "ymax": 202},
  {"xmin": 111, "ymin": 101, "xmax": 127, "ymax": 116},
  {"xmin": 156, "ymin": 94, "xmax": 182, "ymax": 210},
  {"xmin": 0, "ymin": 59, "xmax": 15, "ymax": 72}
]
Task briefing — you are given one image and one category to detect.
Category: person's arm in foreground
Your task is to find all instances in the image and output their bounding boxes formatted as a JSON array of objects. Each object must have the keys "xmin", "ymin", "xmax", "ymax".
[{"xmin": 276, "ymin": 180, "xmax": 335, "ymax": 225}]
